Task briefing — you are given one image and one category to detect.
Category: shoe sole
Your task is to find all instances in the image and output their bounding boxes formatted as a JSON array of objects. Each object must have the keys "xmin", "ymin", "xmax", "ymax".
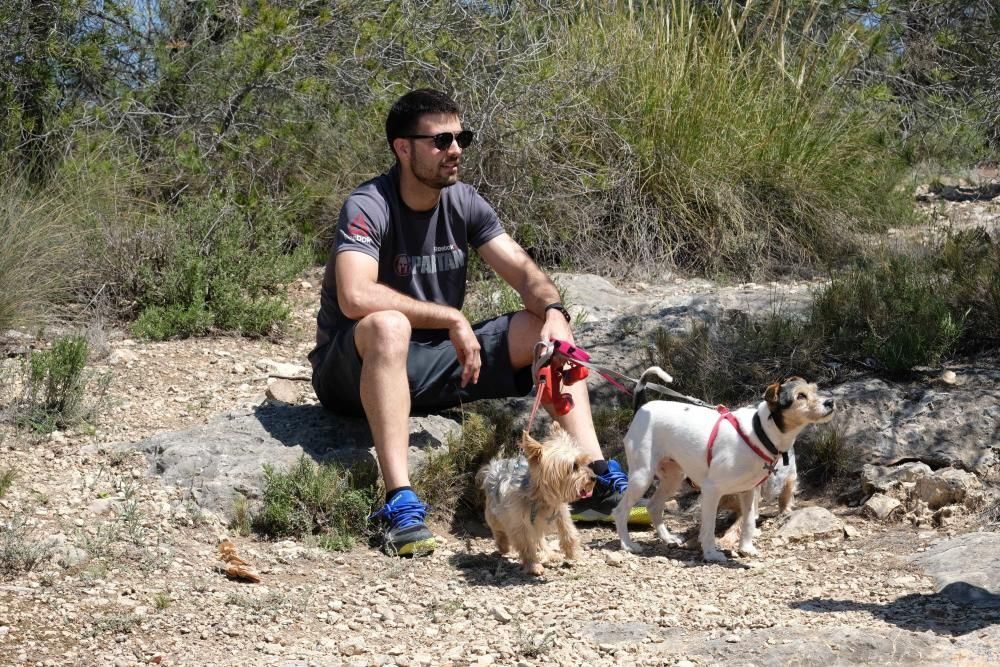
[
  {"xmin": 571, "ymin": 505, "xmax": 651, "ymax": 525},
  {"xmin": 386, "ymin": 537, "xmax": 437, "ymax": 557}
]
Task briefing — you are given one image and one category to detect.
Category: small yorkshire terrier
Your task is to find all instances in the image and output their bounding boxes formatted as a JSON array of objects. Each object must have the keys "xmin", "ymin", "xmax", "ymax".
[{"xmin": 477, "ymin": 425, "xmax": 596, "ymax": 575}]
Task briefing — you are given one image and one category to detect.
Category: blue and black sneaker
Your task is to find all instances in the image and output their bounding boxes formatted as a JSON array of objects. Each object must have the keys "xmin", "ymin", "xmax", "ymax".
[
  {"xmin": 369, "ymin": 489, "xmax": 437, "ymax": 556},
  {"xmin": 570, "ymin": 459, "xmax": 650, "ymax": 525}
]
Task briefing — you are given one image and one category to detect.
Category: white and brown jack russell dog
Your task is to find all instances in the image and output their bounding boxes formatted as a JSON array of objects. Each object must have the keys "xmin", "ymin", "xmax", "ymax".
[{"xmin": 613, "ymin": 367, "xmax": 836, "ymax": 562}]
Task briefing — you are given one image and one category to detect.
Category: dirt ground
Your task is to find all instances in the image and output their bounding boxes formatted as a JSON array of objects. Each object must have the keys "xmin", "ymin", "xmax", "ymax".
[{"xmin": 1, "ymin": 193, "xmax": 999, "ymax": 666}]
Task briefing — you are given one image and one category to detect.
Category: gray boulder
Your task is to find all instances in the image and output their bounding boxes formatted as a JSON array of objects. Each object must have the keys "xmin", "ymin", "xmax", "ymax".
[
  {"xmin": 912, "ymin": 532, "xmax": 1000, "ymax": 608},
  {"xmin": 124, "ymin": 401, "xmax": 460, "ymax": 520}
]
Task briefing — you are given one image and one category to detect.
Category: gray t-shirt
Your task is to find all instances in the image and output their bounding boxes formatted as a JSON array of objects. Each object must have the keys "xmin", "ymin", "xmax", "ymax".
[{"xmin": 311, "ymin": 165, "xmax": 504, "ymax": 362}]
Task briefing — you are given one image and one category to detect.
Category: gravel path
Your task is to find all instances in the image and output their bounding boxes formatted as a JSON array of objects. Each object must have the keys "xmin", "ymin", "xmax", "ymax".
[{"xmin": 2, "ymin": 259, "xmax": 998, "ymax": 666}]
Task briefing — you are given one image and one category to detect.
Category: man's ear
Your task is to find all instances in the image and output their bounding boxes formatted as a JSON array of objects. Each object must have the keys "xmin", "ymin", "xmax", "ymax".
[
  {"xmin": 522, "ymin": 431, "xmax": 544, "ymax": 463},
  {"xmin": 392, "ymin": 136, "xmax": 410, "ymax": 162}
]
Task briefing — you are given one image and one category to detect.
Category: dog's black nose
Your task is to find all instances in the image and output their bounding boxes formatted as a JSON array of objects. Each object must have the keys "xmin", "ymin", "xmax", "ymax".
[{"xmin": 824, "ymin": 398, "xmax": 836, "ymax": 410}]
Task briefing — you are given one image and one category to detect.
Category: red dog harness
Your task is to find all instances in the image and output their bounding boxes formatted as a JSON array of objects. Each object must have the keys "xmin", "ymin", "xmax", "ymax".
[{"xmin": 707, "ymin": 406, "xmax": 778, "ymax": 486}]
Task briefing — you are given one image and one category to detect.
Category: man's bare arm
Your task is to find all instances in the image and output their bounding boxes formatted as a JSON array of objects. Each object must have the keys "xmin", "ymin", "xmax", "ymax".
[
  {"xmin": 477, "ymin": 233, "xmax": 572, "ymax": 343},
  {"xmin": 477, "ymin": 233, "xmax": 561, "ymax": 316},
  {"xmin": 336, "ymin": 250, "xmax": 482, "ymax": 386},
  {"xmin": 336, "ymin": 251, "xmax": 463, "ymax": 328}
]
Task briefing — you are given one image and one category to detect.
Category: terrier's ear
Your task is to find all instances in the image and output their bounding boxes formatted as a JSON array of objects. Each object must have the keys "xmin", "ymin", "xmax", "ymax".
[
  {"xmin": 785, "ymin": 376, "xmax": 805, "ymax": 384},
  {"xmin": 522, "ymin": 431, "xmax": 544, "ymax": 463},
  {"xmin": 764, "ymin": 382, "xmax": 781, "ymax": 406},
  {"xmin": 549, "ymin": 422, "xmax": 564, "ymax": 435}
]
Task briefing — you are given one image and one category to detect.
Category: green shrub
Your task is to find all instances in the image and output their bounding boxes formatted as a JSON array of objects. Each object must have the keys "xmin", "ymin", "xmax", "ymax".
[
  {"xmin": 936, "ymin": 229, "xmax": 1000, "ymax": 353},
  {"xmin": 127, "ymin": 192, "xmax": 309, "ymax": 340},
  {"xmin": 811, "ymin": 256, "xmax": 962, "ymax": 373},
  {"xmin": 16, "ymin": 336, "xmax": 105, "ymax": 433},
  {"xmin": 651, "ymin": 309, "xmax": 827, "ymax": 407},
  {"xmin": 591, "ymin": 405, "xmax": 635, "ymax": 462},
  {"xmin": 0, "ymin": 515, "xmax": 52, "ymax": 578},
  {"xmin": 0, "ymin": 175, "xmax": 76, "ymax": 330},
  {"xmin": 517, "ymin": 0, "xmax": 914, "ymax": 279},
  {"xmin": 0, "ymin": 468, "xmax": 14, "ymax": 498},
  {"xmin": 796, "ymin": 426, "xmax": 857, "ymax": 486},
  {"xmin": 413, "ymin": 411, "xmax": 512, "ymax": 518},
  {"xmin": 250, "ymin": 457, "xmax": 374, "ymax": 551}
]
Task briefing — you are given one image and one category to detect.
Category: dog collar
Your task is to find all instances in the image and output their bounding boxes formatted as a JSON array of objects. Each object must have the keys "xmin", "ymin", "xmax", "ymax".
[{"xmin": 752, "ymin": 413, "xmax": 789, "ymax": 466}]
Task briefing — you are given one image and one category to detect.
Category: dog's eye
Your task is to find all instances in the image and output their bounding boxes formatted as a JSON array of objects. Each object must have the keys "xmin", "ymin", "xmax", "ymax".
[
  {"xmin": 796, "ymin": 392, "xmax": 807, "ymax": 400},
  {"xmin": 572, "ymin": 462, "xmax": 579, "ymax": 471}
]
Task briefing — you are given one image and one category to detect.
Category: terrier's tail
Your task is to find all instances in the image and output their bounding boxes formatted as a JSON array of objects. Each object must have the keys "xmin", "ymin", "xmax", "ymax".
[{"xmin": 633, "ymin": 365, "xmax": 674, "ymax": 412}]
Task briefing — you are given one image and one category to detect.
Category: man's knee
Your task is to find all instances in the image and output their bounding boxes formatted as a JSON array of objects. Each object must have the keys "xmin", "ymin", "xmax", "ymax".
[
  {"xmin": 356, "ymin": 310, "xmax": 412, "ymax": 359},
  {"xmin": 507, "ymin": 310, "xmax": 545, "ymax": 368}
]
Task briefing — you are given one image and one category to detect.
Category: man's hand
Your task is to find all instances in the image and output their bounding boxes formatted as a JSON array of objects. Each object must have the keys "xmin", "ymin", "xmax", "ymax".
[
  {"xmin": 541, "ymin": 308, "xmax": 574, "ymax": 346},
  {"xmin": 448, "ymin": 314, "xmax": 482, "ymax": 387}
]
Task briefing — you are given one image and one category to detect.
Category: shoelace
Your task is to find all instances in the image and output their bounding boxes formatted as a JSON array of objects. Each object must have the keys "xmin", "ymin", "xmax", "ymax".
[
  {"xmin": 372, "ymin": 496, "xmax": 427, "ymax": 530},
  {"xmin": 600, "ymin": 464, "xmax": 629, "ymax": 494}
]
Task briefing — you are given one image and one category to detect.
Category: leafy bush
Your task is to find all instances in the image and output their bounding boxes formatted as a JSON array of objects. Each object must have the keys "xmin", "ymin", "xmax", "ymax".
[
  {"xmin": 250, "ymin": 457, "xmax": 374, "ymax": 551},
  {"xmin": 0, "ymin": 468, "xmax": 14, "ymax": 498},
  {"xmin": 412, "ymin": 411, "xmax": 512, "ymax": 518},
  {"xmin": 128, "ymin": 193, "xmax": 310, "ymax": 340},
  {"xmin": 811, "ymin": 256, "xmax": 962, "ymax": 373},
  {"xmin": 0, "ymin": 515, "xmax": 52, "ymax": 579},
  {"xmin": 0, "ymin": 176, "xmax": 76, "ymax": 330},
  {"xmin": 936, "ymin": 228, "xmax": 1000, "ymax": 353},
  {"xmin": 796, "ymin": 426, "xmax": 858, "ymax": 486},
  {"xmin": 16, "ymin": 336, "xmax": 108, "ymax": 433},
  {"xmin": 651, "ymin": 310, "xmax": 827, "ymax": 407},
  {"xmin": 511, "ymin": 0, "xmax": 914, "ymax": 279}
]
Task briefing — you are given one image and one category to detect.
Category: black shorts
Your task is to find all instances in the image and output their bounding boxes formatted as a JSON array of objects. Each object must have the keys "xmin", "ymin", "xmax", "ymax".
[{"xmin": 310, "ymin": 312, "xmax": 534, "ymax": 417}]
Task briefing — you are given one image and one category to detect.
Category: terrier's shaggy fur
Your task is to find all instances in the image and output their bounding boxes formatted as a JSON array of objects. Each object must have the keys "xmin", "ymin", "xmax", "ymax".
[{"xmin": 477, "ymin": 425, "xmax": 596, "ymax": 575}]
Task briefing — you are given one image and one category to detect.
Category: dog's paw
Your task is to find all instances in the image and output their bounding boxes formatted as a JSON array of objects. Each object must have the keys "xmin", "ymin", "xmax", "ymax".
[
  {"xmin": 620, "ymin": 540, "xmax": 645, "ymax": 554},
  {"xmin": 738, "ymin": 544, "xmax": 759, "ymax": 557},
  {"xmin": 525, "ymin": 562, "xmax": 545, "ymax": 576},
  {"xmin": 655, "ymin": 527, "xmax": 683, "ymax": 547},
  {"xmin": 702, "ymin": 549, "xmax": 727, "ymax": 563}
]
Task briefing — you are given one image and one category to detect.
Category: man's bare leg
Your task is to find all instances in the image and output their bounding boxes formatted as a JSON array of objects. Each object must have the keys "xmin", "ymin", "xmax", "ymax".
[
  {"xmin": 506, "ymin": 311, "xmax": 602, "ymax": 461},
  {"xmin": 355, "ymin": 310, "xmax": 436, "ymax": 555},
  {"xmin": 355, "ymin": 310, "xmax": 413, "ymax": 490}
]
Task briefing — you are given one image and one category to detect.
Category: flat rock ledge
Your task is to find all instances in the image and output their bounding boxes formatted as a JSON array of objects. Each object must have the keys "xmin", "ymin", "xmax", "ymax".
[{"xmin": 120, "ymin": 401, "xmax": 461, "ymax": 520}]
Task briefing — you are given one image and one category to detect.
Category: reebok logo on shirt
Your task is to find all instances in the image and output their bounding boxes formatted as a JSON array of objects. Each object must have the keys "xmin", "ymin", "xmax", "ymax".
[{"xmin": 343, "ymin": 213, "xmax": 373, "ymax": 244}]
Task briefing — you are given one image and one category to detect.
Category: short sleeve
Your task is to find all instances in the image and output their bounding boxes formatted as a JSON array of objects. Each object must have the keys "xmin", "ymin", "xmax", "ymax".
[
  {"xmin": 466, "ymin": 190, "xmax": 504, "ymax": 249},
  {"xmin": 336, "ymin": 194, "xmax": 386, "ymax": 260}
]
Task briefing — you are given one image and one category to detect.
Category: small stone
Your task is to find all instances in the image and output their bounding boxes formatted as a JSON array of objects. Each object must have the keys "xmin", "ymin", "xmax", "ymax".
[
  {"xmin": 490, "ymin": 605, "xmax": 512, "ymax": 623},
  {"xmin": 266, "ymin": 379, "xmax": 299, "ymax": 404}
]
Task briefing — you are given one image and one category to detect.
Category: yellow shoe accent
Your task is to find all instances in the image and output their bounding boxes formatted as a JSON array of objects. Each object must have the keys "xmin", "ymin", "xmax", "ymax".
[
  {"xmin": 393, "ymin": 537, "xmax": 437, "ymax": 557},
  {"xmin": 627, "ymin": 505, "xmax": 651, "ymax": 525}
]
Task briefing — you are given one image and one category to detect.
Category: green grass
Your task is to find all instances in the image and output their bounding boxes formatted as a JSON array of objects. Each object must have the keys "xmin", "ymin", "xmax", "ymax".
[
  {"xmin": 796, "ymin": 425, "xmax": 859, "ymax": 486},
  {"xmin": 0, "ymin": 468, "xmax": 14, "ymax": 498},
  {"xmin": 651, "ymin": 309, "xmax": 828, "ymax": 408},
  {"xmin": 248, "ymin": 457, "xmax": 375, "ymax": 551},
  {"xmin": 412, "ymin": 411, "xmax": 514, "ymax": 519},
  {"xmin": 811, "ymin": 256, "xmax": 962, "ymax": 374},
  {"xmin": 521, "ymin": 0, "xmax": 914, "ymax": 279},
  {"xmin": 0, "ymin": 175, "xmax": 77, "ymax": 330},
  {"xmin": 15, "ymin": 336, "xmax": 105, "ymax": 433}
]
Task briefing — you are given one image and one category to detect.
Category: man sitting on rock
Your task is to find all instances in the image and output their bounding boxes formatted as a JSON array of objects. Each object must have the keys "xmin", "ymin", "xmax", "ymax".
[{"xmin": 309, "ymin": 88, "xmax": 647, "ymax": 556}]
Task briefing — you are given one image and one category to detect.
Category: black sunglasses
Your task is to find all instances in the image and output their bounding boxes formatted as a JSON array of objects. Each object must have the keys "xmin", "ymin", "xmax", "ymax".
[{"xmin": 403, "ymin": 130, "xmax": 475, "ymax": 151}]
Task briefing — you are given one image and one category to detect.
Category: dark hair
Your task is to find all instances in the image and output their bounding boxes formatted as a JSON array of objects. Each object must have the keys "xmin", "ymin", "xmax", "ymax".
[{"xmin": 385, "ymin": 89, "xmax": 462, "ymax": 157}]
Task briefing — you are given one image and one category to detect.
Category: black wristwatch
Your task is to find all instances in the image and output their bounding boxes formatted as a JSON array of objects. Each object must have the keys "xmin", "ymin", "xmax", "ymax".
[{"xmin": 544, "ymin": 302, "xmax": 571, "ymax": 323}]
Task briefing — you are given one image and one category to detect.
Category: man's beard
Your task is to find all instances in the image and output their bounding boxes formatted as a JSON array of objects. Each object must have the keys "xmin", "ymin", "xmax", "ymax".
[{"xmin": 410, "ymin": 157, "xmax": 459, "ymax": 190}]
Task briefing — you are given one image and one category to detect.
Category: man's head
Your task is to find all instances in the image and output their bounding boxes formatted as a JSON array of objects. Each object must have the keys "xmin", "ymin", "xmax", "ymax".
[{"xmin": 386, "ymin": 89, "xmax": 474, "ymax": 190}]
